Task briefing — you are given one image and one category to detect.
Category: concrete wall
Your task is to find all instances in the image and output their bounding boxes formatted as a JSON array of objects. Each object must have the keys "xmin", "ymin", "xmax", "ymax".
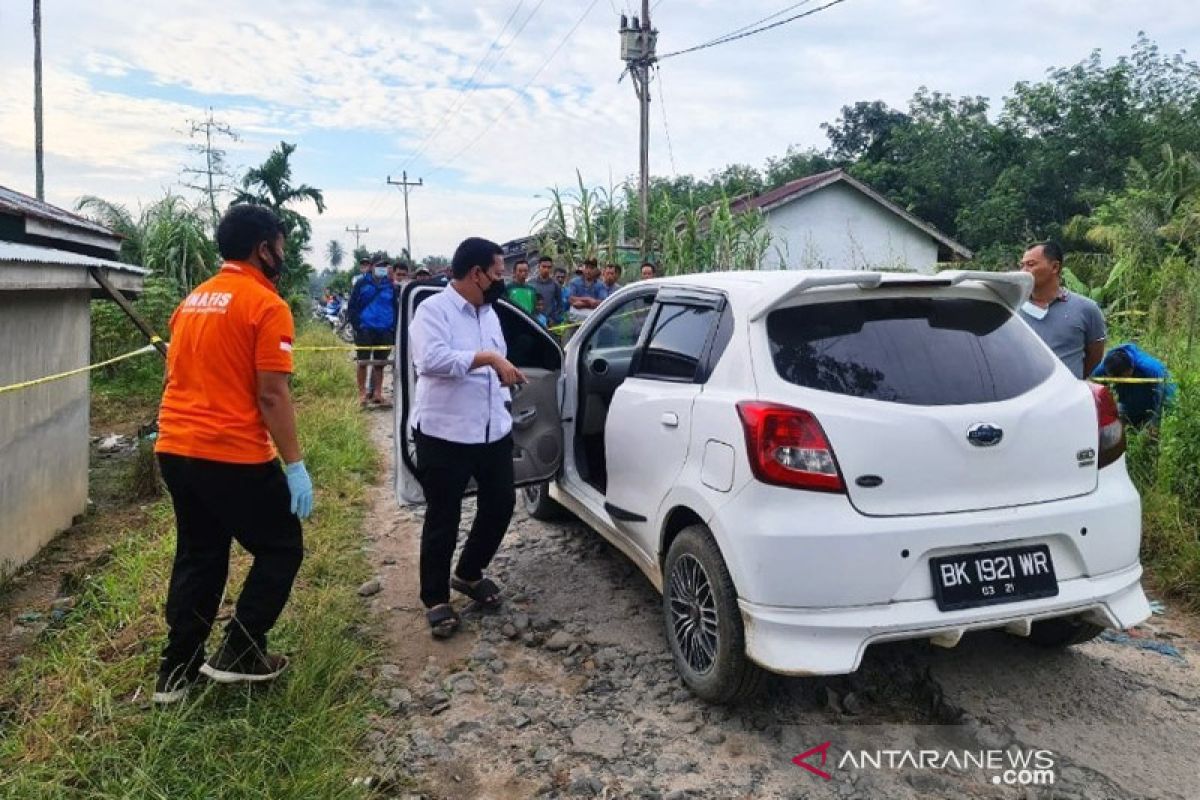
[
  {"xmin": 0, "ymin": 289, "xmax": 90, "ymax": 579},
  {"xmin": 761, "ymin": 182, "xmax": 939, "ymax": 274}
]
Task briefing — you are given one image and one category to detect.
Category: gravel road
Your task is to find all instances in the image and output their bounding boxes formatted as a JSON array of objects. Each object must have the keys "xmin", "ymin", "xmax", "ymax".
[{"xmin": 357, "ymin": 413, "xmax": 1200, "ymax": 800}]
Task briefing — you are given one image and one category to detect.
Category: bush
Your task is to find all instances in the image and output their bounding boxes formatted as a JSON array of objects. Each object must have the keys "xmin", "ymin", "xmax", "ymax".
[
  {"xmin": 1123, "ymin": 425, "xmax": 1159, "ymax": 489},
  {"xmin": 90, "ymin": 274, "xmax": 179, "ymax": 401},
  {"xmin": 1157, "ymin": 373, "xmax": 1200, "ymax": 506}
]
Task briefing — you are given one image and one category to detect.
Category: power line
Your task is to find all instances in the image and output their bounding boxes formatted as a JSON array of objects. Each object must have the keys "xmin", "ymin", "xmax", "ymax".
[
  {"xmin": 345, "ymin": 224, "xmax": 370, "ymax": 249},
  {"xmin": 424, "ymin": 0, "xmax": 602, "ymax": 181},
  {"xmin": 386, "ymin": 171, "xmax": 423, "ymax": 259},
  {"xmin": 686, "ymin": 0, "xmax": 814, "ymax": 51},
  {"xmin": 397, "ymin": 0, "xmax": 546, "ymax": 174},
  {"xmin": 659, "ymin": 0, "xmax": 849, "ymax": 60},
  {"xmin": 654, "ymin": 65, "xmax": 676, "ymax": 176}
]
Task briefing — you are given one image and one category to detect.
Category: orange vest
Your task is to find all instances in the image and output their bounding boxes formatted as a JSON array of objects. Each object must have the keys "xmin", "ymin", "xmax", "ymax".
[{"xmin": 155, "ymin": 262, "xmax": 295, "ymax": 464}]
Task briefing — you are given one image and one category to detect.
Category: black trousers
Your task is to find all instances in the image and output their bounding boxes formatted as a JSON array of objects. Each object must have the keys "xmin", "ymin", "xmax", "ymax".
[
  {"xmin": 157, "ymin": 454, "xmax": 304, "ymax": 675},
  {"xmin": 415, "ymin": 430, "xmax": 515, "ymax": 608}
]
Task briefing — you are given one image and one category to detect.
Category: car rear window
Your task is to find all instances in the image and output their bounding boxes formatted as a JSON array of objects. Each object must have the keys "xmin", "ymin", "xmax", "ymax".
[{"xmin": 766, "ymin": 297, "xmax": 1055, "ymax": 405}]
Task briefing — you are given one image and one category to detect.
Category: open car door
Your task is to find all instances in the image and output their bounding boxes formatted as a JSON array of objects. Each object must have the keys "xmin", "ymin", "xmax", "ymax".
[{"xmin": 395, "ymin": 280, "xmax": 564, "ymax": 505}]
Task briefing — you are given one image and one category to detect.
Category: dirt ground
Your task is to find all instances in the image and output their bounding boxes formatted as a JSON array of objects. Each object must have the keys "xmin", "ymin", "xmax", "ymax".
[
  {"xmin": 357, "ymin": 411, "xmax": 1200, "ymax": 800},
  {"xmin": 6, "ymin": 401, "xmax": 1196, "ymax": 798}
]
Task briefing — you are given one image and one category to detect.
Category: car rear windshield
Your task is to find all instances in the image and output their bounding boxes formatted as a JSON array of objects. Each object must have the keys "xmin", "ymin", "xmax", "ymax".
[{"xmin": 766, "ymin": 297, "xmax": 1055, "ymax": 405}]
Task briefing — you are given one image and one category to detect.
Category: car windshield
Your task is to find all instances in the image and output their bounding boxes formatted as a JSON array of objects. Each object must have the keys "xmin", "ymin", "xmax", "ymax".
[{"xmin": 766, "ymin": 296, "xmax": 1055, "ymax": 405}]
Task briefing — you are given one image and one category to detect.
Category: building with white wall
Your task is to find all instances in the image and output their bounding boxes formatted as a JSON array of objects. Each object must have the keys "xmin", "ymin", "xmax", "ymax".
[
  {"xmin": 732, "ymin": 169, "xmax": 971, "ymax": 274},
  {"xmin": 0, "ymin": 186, "xmax": 145, "ymax": 579}
]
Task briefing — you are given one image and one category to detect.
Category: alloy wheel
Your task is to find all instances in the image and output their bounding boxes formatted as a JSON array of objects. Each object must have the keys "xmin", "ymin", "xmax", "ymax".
[{"xmin": 668, "ymin": 553, "xmax": 719, "ymax": 675}]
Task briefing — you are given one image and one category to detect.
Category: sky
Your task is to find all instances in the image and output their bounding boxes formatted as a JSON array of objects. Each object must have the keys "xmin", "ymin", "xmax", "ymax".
[{"xmin": 1, "ymin": 0, "xmax": 1198, "ymax": 265}]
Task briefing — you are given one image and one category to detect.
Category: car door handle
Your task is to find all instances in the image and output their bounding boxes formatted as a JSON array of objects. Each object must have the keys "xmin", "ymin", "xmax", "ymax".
[
  {"xmin": 660, "ymin": 412, "xmax": 679, "ymax": 428},
  {"xmin": 513, "ymin": 408, "xmax": 537, "ymax": 429}
]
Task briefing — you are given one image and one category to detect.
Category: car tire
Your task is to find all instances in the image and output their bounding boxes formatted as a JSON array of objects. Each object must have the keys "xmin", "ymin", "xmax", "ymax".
[
  {"xmin": 1026, "ymin": 617, "xmax": 1105, "ymax": 647},
  {"xmin": 522, "ymin": 481, "xmax": 567, "ymax": 521},
  {"xmin": 663, "ymin": 524, "xmax": 766, "ymax": 704}
]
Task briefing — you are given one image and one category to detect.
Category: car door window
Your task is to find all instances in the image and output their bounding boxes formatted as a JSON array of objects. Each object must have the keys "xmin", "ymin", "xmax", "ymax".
[
  {"xmin": 583, "ymin": 293, "xmax": 655, "ymax": 355},
  {"xmin": 634, "ymin": 303, "xmax": 719, "ymax": 382}
]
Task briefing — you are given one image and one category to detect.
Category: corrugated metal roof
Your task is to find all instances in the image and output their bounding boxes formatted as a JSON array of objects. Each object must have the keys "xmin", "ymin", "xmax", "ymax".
[
  {"xmin": 726, "ymin": 169, "xmax": 973, "ymax": 261},
  {"xmin": 0, "ymin": 241, "xmax": 147, "ymax": 274},
  {"xmin": 728, "ymin": 169, "xmax": 844, "ymax": 215},
  {"xmin": 0, "ymin": 185, "xmax": 120, "ymax": 240}
]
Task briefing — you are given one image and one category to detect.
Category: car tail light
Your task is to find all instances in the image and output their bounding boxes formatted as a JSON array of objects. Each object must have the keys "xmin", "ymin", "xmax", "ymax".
[
  {"xmin": 736, "ymin": 401, "xmax": 844, "ymax": 492},
  {"xmin": 1089, "ymin": 383, "xmax": 1125, "ymax": 468}
]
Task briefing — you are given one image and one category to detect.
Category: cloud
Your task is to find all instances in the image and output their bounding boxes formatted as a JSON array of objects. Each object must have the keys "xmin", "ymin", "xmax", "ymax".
[
  {"xmin": 307, "ymin": 184, "xmax": 542, "ymax": 264},
  {"xmin": 1, "ymin": 0, "xmax": 1197, "ymax": 258}
]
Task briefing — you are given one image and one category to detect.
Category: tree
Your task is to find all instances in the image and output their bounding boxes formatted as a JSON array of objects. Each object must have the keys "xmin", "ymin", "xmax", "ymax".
[
  {"xmin": 326, "ymin": 239, "xmax": 345, "ymax": 270},
  {"xmin": 763, "ymin": 146, "xmax": 837, "ymax": 187},
  {"xmin": 847, "ymin": 89, "xmax": 1001, "ymax": 240},
  {"xmin": 181, "ymin": 108, "xmax": 239, "ymax": 232},
  {"xmin": 421, "ymin": 254, "xmax": 450, "ymax": 272},
  {"xmin": 821, "ymin": 100, "xmax": 911, "ymax": 163},
  {"xmin": 77, "ymin": 193, "xmax": 219, "ymax": 370},
  {"xmin": 76, "ymin": 193, "xmax": 217, "ymax": 292},
  {"xmin": 232, "ymin": 141, "xmax": 326, "ymax": 296}
]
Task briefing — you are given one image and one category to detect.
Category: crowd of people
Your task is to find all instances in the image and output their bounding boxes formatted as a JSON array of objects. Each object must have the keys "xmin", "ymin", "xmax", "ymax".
[
  {"xmin": 504, "ymin": 255, "xmax": 657, "ymax": 329},
  {"xmin": 312, "ymin": 254, "xmax": 657, "ymax": 409}
]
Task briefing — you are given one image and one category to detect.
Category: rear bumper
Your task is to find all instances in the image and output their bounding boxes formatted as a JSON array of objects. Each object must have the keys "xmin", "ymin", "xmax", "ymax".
[
  {"xmin": 739, "ymin": 562, "xmax": 1149, "ymax": 675},
  {"xmin": 709, "ymin": 461, "xmax": 1142, "ymax": 608}
]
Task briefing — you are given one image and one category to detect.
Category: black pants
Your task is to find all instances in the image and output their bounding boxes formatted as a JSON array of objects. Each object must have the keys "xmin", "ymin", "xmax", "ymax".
[
  {"xmin": 415, "ymin": 430, "xmax": 515, "ymax": 608},
  {"xmin": 157, "ymin": 454, "xmax": 304, "ymax": 676}
]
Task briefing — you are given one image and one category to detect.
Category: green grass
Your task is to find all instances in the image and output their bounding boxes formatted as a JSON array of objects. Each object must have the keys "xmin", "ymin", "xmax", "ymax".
[
  {"xmin": 1117, "ymin": 344, "xmax": 1200, "ymax": 611},
  {"xmin": 0, "ymin": 326, "xmax": 386, "ymax": 799},
  {"xmin": 1140, "ymin": 486, "xmax": 1200, "ymax": 608}
]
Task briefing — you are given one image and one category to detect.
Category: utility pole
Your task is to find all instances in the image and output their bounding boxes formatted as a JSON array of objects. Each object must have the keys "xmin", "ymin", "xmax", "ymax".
[
  {"xmin": 345, "ymin": 224, "xmax": 370, "ymax": 250},
  {"xmin": 387, "ymin": 171, "xmax": 423, "ymax": 261},
  {"xmin": 620, "ymin": 2, "xmax": 657, "ymax": 258},
  {"xmin": 33, "ymin": 0, "xmax": 44, "ymax": 200},
  {"xmin": 182, "ymin": 107, "xmax": 239, "ymax": 232}
]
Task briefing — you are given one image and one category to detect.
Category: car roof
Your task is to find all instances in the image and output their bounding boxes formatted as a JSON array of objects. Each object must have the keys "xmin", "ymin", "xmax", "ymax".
[{"xmin": 641, "ymin": 269, "xmax": 1032, "ymax": 320}]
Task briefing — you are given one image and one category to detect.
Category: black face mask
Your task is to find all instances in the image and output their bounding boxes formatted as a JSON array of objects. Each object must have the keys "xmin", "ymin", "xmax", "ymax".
[
  {"xmin": 481, "ymin": 274, "xmax": 506, "ymax": 305},
  {"xmin": 262, "ymin": 246, "xmax": 285, "ymax": 282}
]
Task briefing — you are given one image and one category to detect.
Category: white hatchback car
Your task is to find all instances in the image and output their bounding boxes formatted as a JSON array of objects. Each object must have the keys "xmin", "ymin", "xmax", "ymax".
[{"xmin": 395, "ymin": 270, "xmax": 1150, "ymax": 703}]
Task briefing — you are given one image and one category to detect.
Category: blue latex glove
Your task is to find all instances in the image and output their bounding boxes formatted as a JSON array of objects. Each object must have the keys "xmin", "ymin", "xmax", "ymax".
[{"xmin": 283, "ymin": 461, "xmax": 314, "ymax": 520}]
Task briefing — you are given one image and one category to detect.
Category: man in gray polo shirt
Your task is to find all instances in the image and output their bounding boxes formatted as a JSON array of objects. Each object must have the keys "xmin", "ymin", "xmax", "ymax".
[{"xmin": 1018, "ymin": 241, "xmax": 1106, "ymax": 378}]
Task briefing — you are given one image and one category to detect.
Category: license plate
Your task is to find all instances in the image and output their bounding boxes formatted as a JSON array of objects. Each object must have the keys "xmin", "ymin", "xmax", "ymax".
[{"xmin": 929, "ymin": 544, "xmax": 1058, "ymax": 611}]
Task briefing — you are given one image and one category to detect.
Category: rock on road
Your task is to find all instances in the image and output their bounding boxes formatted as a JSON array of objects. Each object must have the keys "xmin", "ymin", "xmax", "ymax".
[{"xmin": 357, "ymin": 411, "xmax": 1200, "ymax": 800}]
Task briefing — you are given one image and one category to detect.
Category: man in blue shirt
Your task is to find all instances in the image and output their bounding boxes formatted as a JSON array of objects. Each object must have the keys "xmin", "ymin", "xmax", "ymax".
[
  {"xmin": 1091, "ymin": 343, "xmax": 1176, "ymax": 427},
  {"xmin": 530, "ymin": 256, "xmax": 565, "ymax": 325},
  {"xmin": 349, "ymin": 259, "xmax": 398, "ymax": 408},
  {"xmin": 598, "ymin": 263, "xmax": 623, "ymax": 300},
  {"xmin": 567, "ymin": 258, "xmax": 604, "ymax": 323}
]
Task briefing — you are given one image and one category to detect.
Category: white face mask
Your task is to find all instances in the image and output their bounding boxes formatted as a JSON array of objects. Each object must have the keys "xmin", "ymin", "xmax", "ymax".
[{"xmin": 1021, "ymin": 300, "xmax": 1048, "ymax": 320}]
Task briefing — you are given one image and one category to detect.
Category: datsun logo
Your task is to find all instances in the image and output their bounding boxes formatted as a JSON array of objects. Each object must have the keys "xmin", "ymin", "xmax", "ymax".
[{"xmin": 966, "ymin": 423, "xmax": 1004, "ymax": 447}]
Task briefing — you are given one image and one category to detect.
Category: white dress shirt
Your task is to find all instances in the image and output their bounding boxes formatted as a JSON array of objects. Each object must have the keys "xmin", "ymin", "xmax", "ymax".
[{"xmin": 409, "ymin": 284, "xmax": 512, "ymax": 444}]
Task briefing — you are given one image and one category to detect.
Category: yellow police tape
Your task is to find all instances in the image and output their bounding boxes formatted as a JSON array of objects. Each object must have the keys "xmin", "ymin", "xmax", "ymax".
[
  {"xmin": 0, "ymin": 341, "xmax": 398, "ymax": 397},
  {"xmin": 0, "ymin": 343, "xmax": 159, "ymax": 396},
  {"xmin": 0, "ymin": 330, "xmax": 1167, "ymax": 397},
  {"xmin": 291, "ymin": 345, "xmax": 397, "ymax": 352}
]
